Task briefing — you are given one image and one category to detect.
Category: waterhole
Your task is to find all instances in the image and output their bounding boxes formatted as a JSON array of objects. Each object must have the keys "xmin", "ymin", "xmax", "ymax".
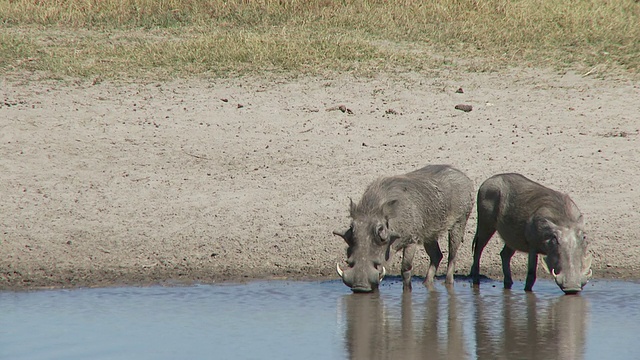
[{"xmin": 1, "ymin": 278, "xmax": 639, "ymax": 359}]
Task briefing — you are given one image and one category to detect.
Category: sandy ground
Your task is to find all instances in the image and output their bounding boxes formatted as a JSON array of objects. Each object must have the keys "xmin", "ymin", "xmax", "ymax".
[{"xmin": 1, "ymin": 69, "xmax": 639, "ymax": 290}]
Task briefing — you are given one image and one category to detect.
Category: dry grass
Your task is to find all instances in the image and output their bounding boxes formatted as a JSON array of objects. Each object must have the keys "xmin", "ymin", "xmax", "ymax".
[{"xmin": 1, "ymin": 0, "xmax": 639, "ymax": 79}]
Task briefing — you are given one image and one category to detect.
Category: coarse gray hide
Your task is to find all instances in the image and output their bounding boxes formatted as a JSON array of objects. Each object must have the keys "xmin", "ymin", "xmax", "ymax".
[
  {"xmin": 470, "ymin": 173, "xmax": 592, "ymax": 294},
  {"xmin": 334, "ymin": 165, "xmax": 474, "ymax": 292}
]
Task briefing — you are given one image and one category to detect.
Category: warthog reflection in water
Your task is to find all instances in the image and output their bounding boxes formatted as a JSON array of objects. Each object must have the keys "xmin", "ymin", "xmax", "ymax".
[
  {"xmin": 474, "ymin": 291, "xmax": 589, "ymax": 359},
  {"xmin": 340, "ymin": 287, "xmax": 588, "ymax": 359},
  {"xmin": 340, "ymin": 288, "xmax": 468, "ymax": 360}
]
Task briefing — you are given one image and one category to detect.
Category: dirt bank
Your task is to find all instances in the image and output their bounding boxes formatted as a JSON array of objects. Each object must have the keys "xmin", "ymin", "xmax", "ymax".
[{"xmin": 1, "ymin": 69, "xmax": 639, "ymax": 290}]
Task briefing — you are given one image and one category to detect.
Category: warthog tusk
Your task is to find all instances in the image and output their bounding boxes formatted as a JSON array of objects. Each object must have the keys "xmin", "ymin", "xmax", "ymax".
[
  {"xmin": 586, "ymin": 269, "xmax": 593, "ymax": 279},
  {"xmin": 336, "ymin": 263, "xmax": 344, "ymax": 279},
  {"xmin": 379, "ymin": 266, "xmax": 386, "ymax": 282},
  {"xmin": 551, "ymin": 268, "xmax": 558, "ymax": 280}
]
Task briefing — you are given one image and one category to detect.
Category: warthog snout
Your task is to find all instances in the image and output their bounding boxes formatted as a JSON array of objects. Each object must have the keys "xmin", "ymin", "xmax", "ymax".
[
  {"xmin": 336, "ymin": 262, "xmax": 386, "ymax": 292},
  {"xmin": 551, "ymin": 268, "xmax": 592, "ymax": 294},
  {"xmin": 543, "ymin": 256, "xmax": 593, "ymax": 295}
]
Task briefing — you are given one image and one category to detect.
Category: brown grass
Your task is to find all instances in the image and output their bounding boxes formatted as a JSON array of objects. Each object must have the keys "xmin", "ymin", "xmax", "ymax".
[{"xmin": 1, "ymin": 0, "xmax": 639, "ymax": 79}]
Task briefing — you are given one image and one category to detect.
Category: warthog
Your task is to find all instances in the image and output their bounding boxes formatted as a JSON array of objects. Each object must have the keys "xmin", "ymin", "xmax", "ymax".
[
  {"xmin": 333, "ymin": 165, "xmax": 474, "ymax": 292},
  {"xmin": 470, "ymin": 173, "xmax": 592, "ymax": 294}
]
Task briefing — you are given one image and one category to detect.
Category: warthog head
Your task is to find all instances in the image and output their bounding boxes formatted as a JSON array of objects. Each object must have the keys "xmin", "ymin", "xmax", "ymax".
[
  {"xmin": 333, "ymin": 199, "xmax": 400, "ymax": 292},
  {"xmin": 535, "ymin": 216, "xmax": 592, "ymax": 294}
]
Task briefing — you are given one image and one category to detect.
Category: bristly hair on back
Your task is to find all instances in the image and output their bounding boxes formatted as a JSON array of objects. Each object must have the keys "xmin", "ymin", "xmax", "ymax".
[
  {"xmin": 350, "ymin": 179, "xmax": 388, "ymax": 218},
  {"xmin": 522, "ymin": 186, "xmax": 582, "ymax": 225},
  {"xmin": 350, "ymin": 176, "xmax": 407, "ymax": 218}
]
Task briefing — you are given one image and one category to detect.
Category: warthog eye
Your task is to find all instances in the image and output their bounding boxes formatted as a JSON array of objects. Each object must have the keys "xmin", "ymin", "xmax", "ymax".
[{"xmin": 376, "ymin": 224, "xmax": 388, "ymax": 242}]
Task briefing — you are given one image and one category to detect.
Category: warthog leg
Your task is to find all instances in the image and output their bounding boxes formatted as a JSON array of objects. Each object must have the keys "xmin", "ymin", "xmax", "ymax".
[
  {"xmin": 446, "ymin": 219, "xmax": 467, "ymax": 285},
  {"xmin": 525, "ymin": 251, "xmax": 539, "ymax": 292},
  {"xmin": 401, "ymin": 243, "xmax": 417, "ymax": 292},
  {"xmin": 470, "ymin": 219, "xmax": 497, "ymax": 286},
  {"xmin": 424, "ymin": 239, "xmax": 443, "ymax": 289},
  {"xmin": 500, "ymin": 245, "xmax": 516, "ymax": 289}
]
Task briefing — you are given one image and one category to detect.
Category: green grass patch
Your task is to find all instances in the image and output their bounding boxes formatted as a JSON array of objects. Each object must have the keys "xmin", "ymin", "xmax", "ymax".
[{"xmin": 1, "ymin": 0, "xmax": 639, "ymax": 79}]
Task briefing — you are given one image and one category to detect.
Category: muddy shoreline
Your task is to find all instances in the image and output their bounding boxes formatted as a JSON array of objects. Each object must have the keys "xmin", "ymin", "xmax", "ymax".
[
  {"xmin": 2, "ymin": 69, "xmax": 639, "ymax": 291},
  {"xmin": 2, "ymin": 266, "xmax": 637, "ymax": 292}
]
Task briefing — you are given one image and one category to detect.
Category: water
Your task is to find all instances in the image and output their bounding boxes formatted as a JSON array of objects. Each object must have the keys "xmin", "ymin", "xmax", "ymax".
[{"xmin": 1, "ymin": 278, "xmax": 639, "ymax": 360}]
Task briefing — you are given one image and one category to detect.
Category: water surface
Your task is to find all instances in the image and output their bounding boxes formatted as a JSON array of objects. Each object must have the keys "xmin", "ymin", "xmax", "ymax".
[{"xmin": 1, "ymin": 278, "xmax": 639, "ymax": 360}]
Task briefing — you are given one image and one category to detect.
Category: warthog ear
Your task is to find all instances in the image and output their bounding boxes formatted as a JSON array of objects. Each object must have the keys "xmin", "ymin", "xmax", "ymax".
[
  {"xmin": 349, "ymin": 198, "xmax": 357, "ymax": 218},
  {"xmin": 333, "ymin": 227, "xmax": 353, "ymax": 244},
  {"xmin": 530, "ymin": 215, "xmax": 556, "ymax": 231},
  {"xmin": 382, "ymin": 199, "xmax": 399, "ymax": 220},
  {"xmin": 527, "ymin": 215, "xmax": 557, "ymax": 244}
]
